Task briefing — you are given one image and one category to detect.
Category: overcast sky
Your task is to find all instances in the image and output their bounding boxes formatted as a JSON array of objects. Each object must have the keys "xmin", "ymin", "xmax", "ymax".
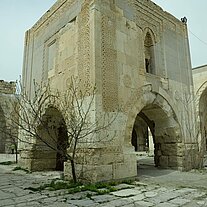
[{"xmin": 0, "ymin": 0, "xmax": 207, "ymax": 81}]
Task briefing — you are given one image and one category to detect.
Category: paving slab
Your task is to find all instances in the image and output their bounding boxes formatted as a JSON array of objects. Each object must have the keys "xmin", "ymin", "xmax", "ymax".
[
  {"xmin": 169, "ymin": 198, "xmax": 191, "ymax": 205},
  {"xmin": 134, "ymin": 200, "xmax": 154, "ymax": 207},
  {"xmin": 146, "ymin": 191, "xmax": 180, "ymax": 204},
  {"xmin": 111, "ymin": 189, "xmax": 141, "ymax": 197},
  {"xmin": 1, "ymin": 155, "xmax": 207, "ymax": 207},
  {"xmin": 91, "ymin": 194, "xmax": 117, "ymax": 203},
  {"xmin": 68, "ymin": 198, "xmax": 97, "ymax": 206},
  {"xmin": 99, "ymin": 198, "xmax": 133, "ymax": 207},
  {"xmin": 155, "ymin": 202, "xmax": 178, "ymax": 207},
  {"xmin": 130, "ymin": 193, "xmax": 145, "ymax": 201},
  {"xmin": 144, "ymin": 191, "xmax": 158, "ymax": 198}
]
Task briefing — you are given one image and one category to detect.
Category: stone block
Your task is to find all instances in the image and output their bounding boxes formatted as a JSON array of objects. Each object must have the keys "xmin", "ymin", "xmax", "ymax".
[
  {"xmin": 134, "ymin": 201, "xmax": 154, "ymax": 207},
  {"xmin": 145, "ymin": 191, "xmax": 158, "ymax": 198},
  {"xmin": 168, "ymin": 156, "xmax": 183, "ymax": 168},
  {"xmin": 159, "ymin": 155, "xmax": 168, "ymax": 168},
  {"xmin": 68, "ymin": 198, "xmax": 96, "ymax": 207},
  {"xmin": 112, "ymin": 161, "xmax": 137, "ymax": 180},
  {"xmin": 162, "ymin": 143, "xmax": 184, "ymax": 157},
  {"xmin": 130, "ymin": 193, "xmax": 145, "ymax": 201},
  {"xmin": 102, "ymin": 198, "xmax": 133, "ymax": 207},
  {"xmin": 169, "ymin": 198, "xmax": 190, "ymax": 205},
  {"xmin": 111, "ymin": 189, "xmax": 141, "ymax": 197},
  {"xmin": 154, "ymin": 203, "xmax": 177, "ymax": 207},
  {"xmin": 91, "ymin": 194, "xmax": 116, "ymax": 203},
  {"xmin": 64, "ymin": 162, "xmax": 113, "ymax": 182},
  {"xmin": 18, "ymin": 158, "xmax": 32, "ymax": 170},
  {"xmin": 31, "ymin": 158, "xmax": 57, "ymax": 171}
]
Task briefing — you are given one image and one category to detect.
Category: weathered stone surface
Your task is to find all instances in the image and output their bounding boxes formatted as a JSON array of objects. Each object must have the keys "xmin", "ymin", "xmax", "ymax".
[
  {"xmin": 144, "ymin": 191, "xmax": 158, "ymax": 198},
  {"xmin": 159, "ymin": 156, "xmax": 168, "ymax": 168},
  {"xmin": 0, "ymin": 80, "xmax": 16, "ymax": 94},
  {"xmin": 155, "ymin": 202, "xmax": 178, "ymax": 207},
  {"xmin": 0, "ymin": 80, "xmax": 17, "ymax": 154},
  {"xmin": 130, "ymin": 193, "xmax": 145, "ymax": 201},
  {"xmin": 111, "ymin": 189, "xmax": 140, "ymax": 197},
  {"xmin": 91, "ymin": 194, "xmax": 116, "ymax": 203},
  {"xmin": 68, "ymin": 199, "xmax": 97, "ymax": 207},
  {"xmin": 169, "ymin": 198, "xmax": 191, "ymax": 205},
  {"xmin": 147, "ymin": 191, "xmax": 180, "ymax": 204},
  {"xmin": 134, "ymin": 201, "xmax": 154, "ymax": 207},
  {"xmin": 168, "ymin": 156, "xmax": 183, "ymax": 168}
]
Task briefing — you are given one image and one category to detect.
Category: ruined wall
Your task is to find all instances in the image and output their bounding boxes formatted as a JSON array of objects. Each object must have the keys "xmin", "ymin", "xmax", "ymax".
[
  {"xmin": 0, "ymin": 80, "xmax": 16, "ymax": 94},
  {"xmin": 0, "ymin": 80, "xmax": 17, "ymax": 153},
  {"xmin": 20, "ymin": 0, "xmax": 199, "ymax": 181}
]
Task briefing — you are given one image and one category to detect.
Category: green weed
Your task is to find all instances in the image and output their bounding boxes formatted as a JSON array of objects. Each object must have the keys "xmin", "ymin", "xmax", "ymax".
[{"xmin": 24, "ymin": 179, "xmax": 133, "ymax": 196}]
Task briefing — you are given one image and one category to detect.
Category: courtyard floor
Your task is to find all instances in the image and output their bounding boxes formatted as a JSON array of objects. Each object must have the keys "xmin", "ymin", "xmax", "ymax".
[{"xmin": 0, "ymin": 154, "xmax": 207, "ymax": 207}]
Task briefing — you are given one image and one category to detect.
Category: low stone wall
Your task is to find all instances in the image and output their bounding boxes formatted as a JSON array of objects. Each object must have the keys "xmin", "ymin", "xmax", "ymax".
[{"xmin": 0, "ymin": 153, "xmax": 19, "ymax": 162}]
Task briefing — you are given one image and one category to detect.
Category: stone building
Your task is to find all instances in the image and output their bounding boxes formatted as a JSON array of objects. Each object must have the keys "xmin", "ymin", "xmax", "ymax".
[
  {"xmin": 19, "ymin": 0, "xmax": 201, "ymax": 181},
  {"xmin": 0, "ymin": 80, "xmax": 17, "ymax": 153},
  {"xmin": 193, "ymin": 64, "xmax": 207, "ymax": 157}
]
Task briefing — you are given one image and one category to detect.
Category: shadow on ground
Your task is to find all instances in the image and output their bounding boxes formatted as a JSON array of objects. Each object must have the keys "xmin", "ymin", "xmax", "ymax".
[{"xmin": 138, "ymin": 156, "xmax": 175, "ymax": 178}]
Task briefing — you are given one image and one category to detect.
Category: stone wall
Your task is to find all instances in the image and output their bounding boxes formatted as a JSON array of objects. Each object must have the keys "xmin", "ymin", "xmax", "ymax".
[
  {"xmin": 0, "ymin": 80, "xmax": 16, "ymax": 94},
  {"xmin": 192, "ymin": 64, "xmax": 207, "ymax": 166},
  {"xmin": 0, "ymin": 80, "xmax": 17, "ymax": 153}
]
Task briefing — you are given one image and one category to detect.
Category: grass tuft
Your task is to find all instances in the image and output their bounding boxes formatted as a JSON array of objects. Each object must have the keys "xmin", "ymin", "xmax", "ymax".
[{"xmin": 24, "ymin": 179, "xmax": 134, "ymax": 196}]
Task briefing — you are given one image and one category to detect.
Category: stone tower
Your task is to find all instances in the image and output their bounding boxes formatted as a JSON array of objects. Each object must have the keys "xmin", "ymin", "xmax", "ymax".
[{"xmin": 19, "ymin": 0, "xmax": 200, "ymax": 181}]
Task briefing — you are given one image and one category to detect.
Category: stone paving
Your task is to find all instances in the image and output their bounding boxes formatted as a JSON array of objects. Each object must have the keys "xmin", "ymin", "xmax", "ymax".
[{"xmin": 1, "ymin": 155, "xmax": 207, "ymax": 206}]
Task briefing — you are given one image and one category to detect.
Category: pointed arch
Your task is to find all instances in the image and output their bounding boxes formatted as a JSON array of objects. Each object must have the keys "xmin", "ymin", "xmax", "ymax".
[
  {"xmin": 32, "ymin": 106, "xmax": 69, "ymax": 171},
  {"xmin": 124, "ymin": 88, "xmax": 183, "ymax": 169},
  {"xmin": 144, "ymin": 28, "xmax": 156, "ymax": 74}
]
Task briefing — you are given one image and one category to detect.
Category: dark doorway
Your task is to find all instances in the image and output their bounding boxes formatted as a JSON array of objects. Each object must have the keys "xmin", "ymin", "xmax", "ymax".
[
  {"xmin": 36, "ymin": 107, "xmax": 69, "ymax": 171},
  {"xmin": 56, "ymin": 123, "xmax": 68, "ymax": 171}
]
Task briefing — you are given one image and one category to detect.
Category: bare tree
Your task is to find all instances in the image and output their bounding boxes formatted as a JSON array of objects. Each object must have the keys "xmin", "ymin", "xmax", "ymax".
[
  {"xmin": 180, "ymin": 91, "xmax": 204, "ymax": 169},
  {"xmin": 3, "ymin": 77, "xmax": 117, "ymax": 183}
]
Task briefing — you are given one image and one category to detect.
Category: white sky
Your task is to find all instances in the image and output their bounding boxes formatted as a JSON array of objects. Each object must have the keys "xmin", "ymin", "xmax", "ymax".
[{"xmin": 0, "ymin": 0, "xmax": 207, "ymax": 81}]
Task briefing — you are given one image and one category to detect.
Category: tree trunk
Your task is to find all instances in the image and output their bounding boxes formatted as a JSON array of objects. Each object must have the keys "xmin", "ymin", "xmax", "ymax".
[
  {"xmin": 70, "ymin": 159, "xmax": 77, "ymax": 183},
  {"xmin": 15, "ymin": 145, "xmax": 18, "ymax": 164}
]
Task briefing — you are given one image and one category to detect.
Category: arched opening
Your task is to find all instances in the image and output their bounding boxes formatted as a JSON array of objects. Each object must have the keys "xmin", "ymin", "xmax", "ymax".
[
  {"xmin": 144, "ymin": 32, "xmax": 155, "ymax": 74},
  {"xmin": 199, "ymin": 88, "xmax": 207, "ymax": 156},
  {"xmin": 125, "ymin": 89, "xmax": 183, "ymax": 174},
  {"xmin": 131, "ymin": 103, "xmax": 180, "ymax": 169},
  {"xmin": 0, "ymin": 106, "xmax": 6, "ymax": 153},
  {"xmin": 131, "ymin": 112, "xmax": 155, "ymax": 157},
  {"xmin": 35, "ymin": 107, "xmax": 68, "ymax": 171}
]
